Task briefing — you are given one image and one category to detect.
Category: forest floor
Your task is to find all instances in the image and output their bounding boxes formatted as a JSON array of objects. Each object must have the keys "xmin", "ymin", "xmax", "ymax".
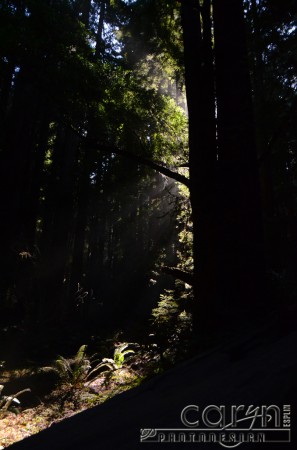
[
  {"xmin": 0, "ymin": 346, "xmax": 150, "ymax": 448},
  {"xmin": 0, "ymin": 369, "xmax": 134, "ymax": 448},
  {"xmin": 1, "ymin": 310, "xmax": 297, "ymax": 450},
  {"xmin": 5, "ymin": 322, "xmax": 297, "ymax": 450}
]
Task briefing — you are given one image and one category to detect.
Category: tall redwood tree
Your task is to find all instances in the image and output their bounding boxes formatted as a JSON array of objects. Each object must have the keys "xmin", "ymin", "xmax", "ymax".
[{"xmin": 181, "ymin": 0, "xmax": 265, "ymax": 336}]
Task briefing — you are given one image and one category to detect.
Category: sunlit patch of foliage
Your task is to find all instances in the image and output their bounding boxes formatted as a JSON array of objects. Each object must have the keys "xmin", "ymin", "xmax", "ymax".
[
  {"xmin": 42, "ymin": 342, "xmax": 137, "ymax": 389},
  {"xmin": 97, "ymin": 63, "xmax": 188, "ymax": 168},
  {"xmin": 151, "ymin": 287, "xmax": 192, "ymax": 364},
  {"xmin": 0, "ymin": 340, "xmax": 155, "ymax": 447}
]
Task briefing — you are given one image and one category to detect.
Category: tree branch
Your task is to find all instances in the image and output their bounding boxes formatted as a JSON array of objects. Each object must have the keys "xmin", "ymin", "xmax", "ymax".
[
  {"xmin": 162, "ymin": 266, "xmax": 193, "ymax": 285},
  {"xmin": 1, "ymin": 388, "xmax": 31, "ymax": 411},
  {"xmin": 65, "ymin": 122, "xmax": 190, "ymax": 187},
  {"xmin": 98, "ymin": 144, "xmax": 190, "ymax": 187}
]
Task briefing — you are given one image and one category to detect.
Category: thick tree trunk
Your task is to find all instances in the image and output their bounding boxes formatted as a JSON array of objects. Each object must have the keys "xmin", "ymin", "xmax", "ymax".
[
  {"xmin": 0, "ymin": 66, "xmax": 43, "ymax": 316},
  {"xmin": 213, "ymin": 0, "xmax": 265, "ymax": 327},
  {"xmin": 180, "ymin": 0, "xmax": 265, "ymax": 340}
]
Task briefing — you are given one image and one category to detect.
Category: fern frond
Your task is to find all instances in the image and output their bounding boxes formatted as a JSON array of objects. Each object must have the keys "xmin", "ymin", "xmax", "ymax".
[{"xmin": 75, "ymin": 345, "xmax": 87, "ymax": 362}]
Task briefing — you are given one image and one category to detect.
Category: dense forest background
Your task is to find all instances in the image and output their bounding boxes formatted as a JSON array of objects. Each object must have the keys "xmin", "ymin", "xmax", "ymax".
[{"xmin": 0, "ymin": 0, "xmax": 296, "ymax": 363}]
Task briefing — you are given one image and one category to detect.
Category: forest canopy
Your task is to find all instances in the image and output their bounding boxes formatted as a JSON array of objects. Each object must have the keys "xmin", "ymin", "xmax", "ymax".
[{"xmin": 0, "ymin": 0, "xmax": 296, "ymax": 353}]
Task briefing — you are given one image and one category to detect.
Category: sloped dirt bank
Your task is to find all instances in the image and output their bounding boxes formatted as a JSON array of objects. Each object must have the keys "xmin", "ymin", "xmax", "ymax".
[{"xmin": 9, "ymin": 323, "xmax": 297, "ymax": 450}]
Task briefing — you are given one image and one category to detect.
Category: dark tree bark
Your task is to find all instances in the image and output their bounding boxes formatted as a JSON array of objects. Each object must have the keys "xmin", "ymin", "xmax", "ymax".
[
  {"xmin": 180, "ymin": 0, "xmax": 266, "ymax": 338},
  {"xmin": 95, "ymin": 0, "xmax": 107, "ymax": 59},
  {"xmin": 180, "ymin": 0, "xmax": 218, "ymax": 333},
  {"xmin": 0, "ymin": 65, "xmax": 44, "ymax": 312},
  {"xmin": 0, "ymin": 61, "xmax": 15, "ymax": 128},
  {"xmin": 213, "ymin": 0, "xmax": 265, "ymax": 327},
  {"xmin": 36, "ymin": 126, "xmax": 79, "ymax": 324},
  {"xmin": 67, "ymin": 146, "xmax": 91, "ymax": 308}
]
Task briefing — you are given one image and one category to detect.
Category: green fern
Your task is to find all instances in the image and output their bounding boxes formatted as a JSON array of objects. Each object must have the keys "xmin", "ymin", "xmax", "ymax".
[
  {"xmin": 44, "ymin": 345, "xmax": 91, "ymax": 387},
  {"xmin": 43, "ymin": 343, "xmax": 135, "ymax": 388},
  {"xmin": 113, "ymin": 343, "xmax": 135, "ymax": 368},
  {"xmin": 86, "ymin": 343, "xmax": 135, "ymax": 382}
]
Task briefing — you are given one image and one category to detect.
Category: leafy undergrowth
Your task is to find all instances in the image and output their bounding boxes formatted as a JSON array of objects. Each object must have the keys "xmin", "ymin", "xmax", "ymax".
[{"xmin": 0, "ymin": 344, "xmax": 159, "ymax": 448}]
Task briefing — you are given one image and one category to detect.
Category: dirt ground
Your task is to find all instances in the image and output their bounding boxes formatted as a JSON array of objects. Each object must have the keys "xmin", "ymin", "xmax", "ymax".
[{"xmin": 7, "ymin": 324, "xmax": 297, "ymax": 450}]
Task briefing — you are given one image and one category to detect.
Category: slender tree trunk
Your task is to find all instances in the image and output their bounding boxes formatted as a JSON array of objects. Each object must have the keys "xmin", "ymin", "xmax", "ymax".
[
  {"xmin": 95, "ymin": 0, "xmax": 107, "ymax": 59},
  {"xmin": 21, "ymin": 114, "xmax": 51, "ymax": 246},
  {"xmin": 180, "ymin": 0, "xmax": 218, "ymax": 334},
  {"xmin": 249, "ymin": 0, "xmax": 276, "ymax": 269},
  {"xmin": 0, "ymin": 61, "xmax": 15, "ymax": 129},
  {"xmin": 36, "ymin": 126, "xmax": 79, "ymax": 325}
]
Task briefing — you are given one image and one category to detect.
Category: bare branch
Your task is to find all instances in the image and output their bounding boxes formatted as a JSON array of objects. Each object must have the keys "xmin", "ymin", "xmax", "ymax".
[{"xmin": 1, "ymin": 388, "xmax": 31, "ymax": 411}]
